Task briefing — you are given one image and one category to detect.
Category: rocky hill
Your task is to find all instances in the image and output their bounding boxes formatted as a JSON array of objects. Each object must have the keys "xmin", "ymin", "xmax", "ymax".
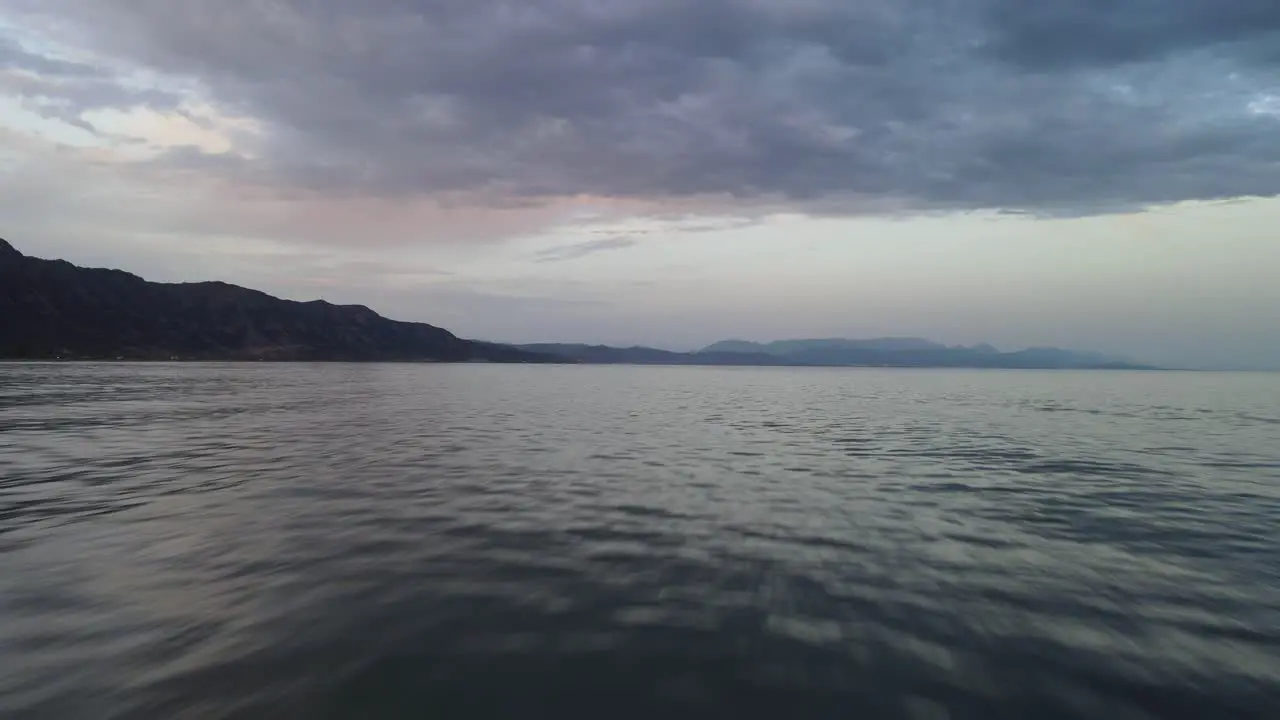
[{"xmin": 0, "ymin": 239, "xmax": 557, "ymax": 363}]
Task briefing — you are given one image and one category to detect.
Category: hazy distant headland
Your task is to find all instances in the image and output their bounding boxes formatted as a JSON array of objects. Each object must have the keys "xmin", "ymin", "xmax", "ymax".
[{"xmin": 2, "ymin": 238, "xmax": 1152, "ymax": 368}]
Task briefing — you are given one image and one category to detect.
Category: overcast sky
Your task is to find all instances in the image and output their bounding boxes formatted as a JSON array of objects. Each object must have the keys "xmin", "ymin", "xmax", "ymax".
[{"xmin": 3, "ymin": 1, "xmax": 1279, "ymax": 369}]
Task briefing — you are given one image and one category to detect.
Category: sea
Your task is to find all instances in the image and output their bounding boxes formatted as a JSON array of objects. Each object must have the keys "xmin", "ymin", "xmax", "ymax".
[{"xmin": 1, "ymin": 362, "xmax": 1277, "ymax": 719}]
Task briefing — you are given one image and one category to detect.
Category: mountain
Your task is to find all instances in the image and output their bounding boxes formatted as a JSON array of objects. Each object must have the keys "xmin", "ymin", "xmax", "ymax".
[
  {"xmin": 522, "ymin": 340, "xmax": 1152, "ymax": 370},
  {"xmin": 516, "ymin": 344, "xmax": 801, "ymax": 366},
  {"xmin": 0, "ymin": 239, "xmax": 558, "ymax": 363},
  {"xmin": 702, "ymin": 337, "xmax": 947, "ymax": 355},
  {"xmin": 698, "ymin": 336, "xmax": 1147, "ymax": 369},
  {"xmin": 1, "ymin": 238, "xmax": 1153, "ymax": 369}
]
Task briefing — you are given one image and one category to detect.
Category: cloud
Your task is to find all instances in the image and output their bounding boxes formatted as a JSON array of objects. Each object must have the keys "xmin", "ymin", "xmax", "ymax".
[
  {"xmin": 1, "ymin": 36, "xmax": 182, "ymax": 134},
  {"xmin": 0, "ymin": 35, "xmax": 105, "ymax": 79},
  {"xmin": 983, "ymin": 1, "xmax": 1280, "ymax": 70},
  {"xmin": 3, "ymin": 0, "xmax": 1279, "ymax": 219},
  {"xmin": 534, "ymin": 236, "xmax": 639, "ymax": 263}
]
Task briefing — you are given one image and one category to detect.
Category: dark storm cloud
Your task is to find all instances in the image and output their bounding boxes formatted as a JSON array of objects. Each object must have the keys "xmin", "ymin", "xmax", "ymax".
[
  {"xmin": 7, "ymin": 0, "xmax": 1280, "ymax": 213},
  {"xmin": 984, "ymin": 0, "xmax": 1280, "ymax": 69}
]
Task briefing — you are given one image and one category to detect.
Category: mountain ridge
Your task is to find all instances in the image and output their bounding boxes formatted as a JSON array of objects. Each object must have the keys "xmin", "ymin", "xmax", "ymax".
[
  {"xmin": 0, "ymin": 239, "xmax": 558, "ymax": 363},
  {"xmin": 697, "ymin": 337, "xmax": 1137, "ymax": 368},
  {"xmin": 703, "ymin": 337, "xmax": 949, "ymax": 355},
  {"xmin": 518, "ymin": 342, "xmax": 1153, "ymax": 370},
  {"xmin": 3, "ymin": 239, "xmax": 1155, "ymax": 369}
]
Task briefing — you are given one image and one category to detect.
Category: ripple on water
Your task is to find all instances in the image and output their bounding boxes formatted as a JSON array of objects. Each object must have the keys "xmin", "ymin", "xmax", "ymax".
[{"xmin": 0, "ymin": 363, "xmax": 1278, "ymax": 719}]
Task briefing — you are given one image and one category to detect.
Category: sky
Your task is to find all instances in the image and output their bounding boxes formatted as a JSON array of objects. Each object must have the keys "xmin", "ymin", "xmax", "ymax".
[{"xmin": 2, "ymin": 1, "xmax": 1279, "ymax": 369}]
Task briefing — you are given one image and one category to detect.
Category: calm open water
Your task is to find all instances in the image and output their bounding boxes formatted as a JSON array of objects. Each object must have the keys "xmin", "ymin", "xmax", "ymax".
[{"xmin": 1, "ymin": 363, "xmax": 1278, "ymax": 719}]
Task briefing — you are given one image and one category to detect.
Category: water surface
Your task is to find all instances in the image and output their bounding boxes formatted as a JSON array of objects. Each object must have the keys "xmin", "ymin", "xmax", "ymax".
[{"xmin": 1, "ymin": 363, "xmax": 1278, "ymax": 719}]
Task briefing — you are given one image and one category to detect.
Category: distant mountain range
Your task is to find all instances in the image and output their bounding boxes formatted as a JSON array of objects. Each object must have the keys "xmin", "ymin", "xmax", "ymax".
[
  {"xmin": 703, "ymin": 337, "xmax": 951, "ymax": 354},
  {"xmin": 515, "ymin": 344, "xmax": 796, "ymax": 366},
  {"xmin": 0, "ymin": 238, "xmax": 554, "ymax": 363},
  {"xmin": 695, "ymin": 338, "xmax": 1141, "ymax": 369},
  {"xmin": 3, "ymin": 238, "xmax": 1152, "ymax": 368},
  {"xmin": 518, "ymin": 339, "xmax": 1152, "ymax": 370}
]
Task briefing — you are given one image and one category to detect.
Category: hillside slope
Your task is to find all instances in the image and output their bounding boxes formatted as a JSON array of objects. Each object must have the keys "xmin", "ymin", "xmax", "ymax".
[{"xmin": 0, "ymin": 239, "xmax": 556, "ymax": 363}]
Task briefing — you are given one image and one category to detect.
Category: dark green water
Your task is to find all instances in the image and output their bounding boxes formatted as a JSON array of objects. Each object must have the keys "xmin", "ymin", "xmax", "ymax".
[{"xmin": 1, "ymin": 363, "xmax": 1277, "ymax": 719}]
